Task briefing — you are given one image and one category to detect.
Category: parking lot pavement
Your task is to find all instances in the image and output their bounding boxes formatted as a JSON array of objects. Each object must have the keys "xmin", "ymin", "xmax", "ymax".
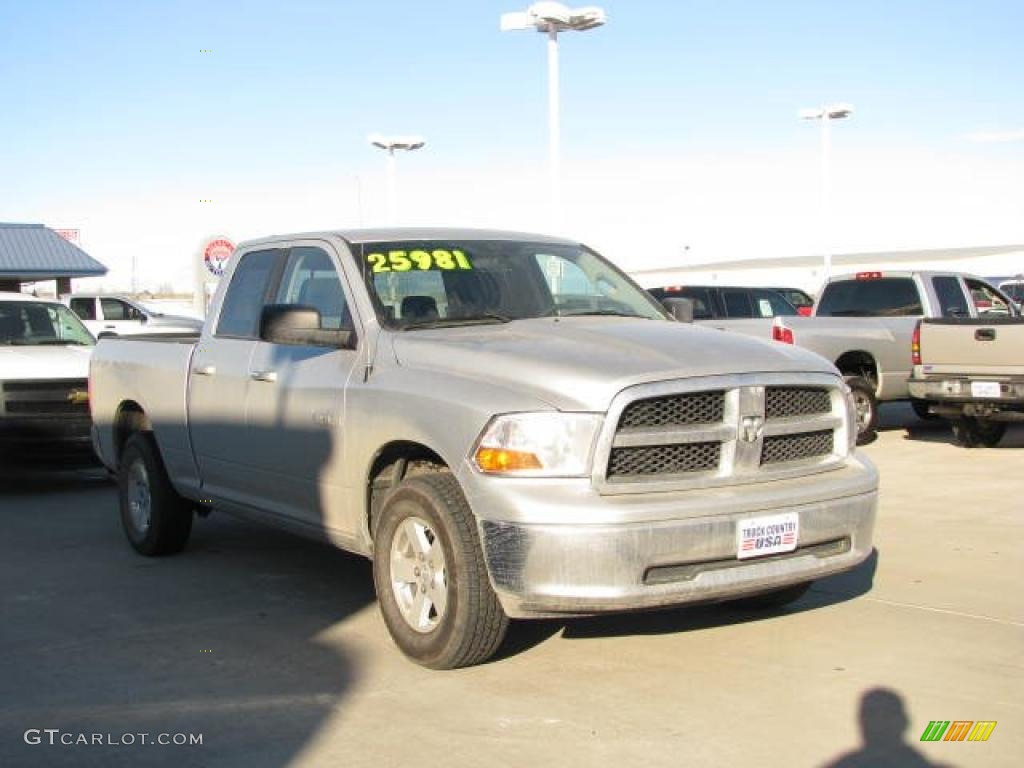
[{"xmin": 1, "ymin": 406, "xmax": 1021, "ymax": 768}]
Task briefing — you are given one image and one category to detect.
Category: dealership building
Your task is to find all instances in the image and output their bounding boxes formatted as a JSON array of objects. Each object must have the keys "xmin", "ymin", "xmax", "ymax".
[
  {"xmin": 630, "ymin": 244, "xmax": 1024, "ymax": 294},
  {"xmin": 0, "ymin": 223, "xmax": 107, "ymax": 295}
]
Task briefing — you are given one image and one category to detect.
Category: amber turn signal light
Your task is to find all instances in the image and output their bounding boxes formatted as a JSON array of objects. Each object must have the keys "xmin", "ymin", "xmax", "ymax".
[{"xmin": 474, "ymin": 448, "xmax": 543, "ymax": 473}]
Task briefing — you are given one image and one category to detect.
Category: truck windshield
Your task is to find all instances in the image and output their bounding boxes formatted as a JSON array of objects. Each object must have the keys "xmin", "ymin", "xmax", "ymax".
[
  {"xmin": 354, "ymin": 240, "xmax": 669, "ymax": 329},
  {"xmin": 0, "ymin": 301, "xmax": 95, "ymax": 346}
]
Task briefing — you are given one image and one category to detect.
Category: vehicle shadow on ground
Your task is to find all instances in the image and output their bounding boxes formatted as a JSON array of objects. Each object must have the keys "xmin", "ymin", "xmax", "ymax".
[
  {"xmin": 496, "ymin": 549, "xmax": 879, "ymax": 655},
  {"xmin": 820, "ymin": 687, "xmax": 957, "ymax": 768},
  {"xmin": 878, "ymin": 401, "xmax": 1024, "ymax": 448},
  {"xmin": 0, "ymin": 467, "xmax": 374, "ymax": 768}
]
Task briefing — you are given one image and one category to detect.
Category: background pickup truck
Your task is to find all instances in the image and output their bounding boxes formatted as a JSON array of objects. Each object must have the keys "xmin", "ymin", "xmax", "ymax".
[
  {"xmin": 771, "ymin": 270, "xmax": 1019, "ymax": 444},
  {"xmin": 90, "ymin": 228, "xmax": 878, "ymax": 669},
  {"xmin": 908, "ymin": 317, "xmax": 1024, "ymax": 447}
]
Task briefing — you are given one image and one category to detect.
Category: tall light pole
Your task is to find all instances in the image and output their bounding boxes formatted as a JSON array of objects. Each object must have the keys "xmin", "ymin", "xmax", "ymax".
[
  {"xmin": 368, "ymin": 134, "xmax": 426, "ymax": 224},
  {"xmin": 800, "ymin": 103, "xmax": 853, "ymax": 280},
  {"xmin": 501, "ymin": 3, "xmax": 606, "ymax": 230}
]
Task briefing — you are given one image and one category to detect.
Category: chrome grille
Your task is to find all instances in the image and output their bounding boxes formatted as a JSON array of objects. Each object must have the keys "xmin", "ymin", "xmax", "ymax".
[
  {"xmin": 618, "ymin": 391, "xmax": 724, "ymax": 429},
  {"xmin": 0, "ymin": 379, "xmax": 89, "ymax": 418},
  {"xmin": 765, "ymin": 387, "xmax": 831, "ymax": 419},
  {"xmin": 608, "ymin": 442, "xmax": 720, "ymax": 478},
  {"xmin": 761, "ymin": 430, "xmax": 834, "ymax": 465},
  {"xmin": 596, "ymin": 373, "xmax": 848, "ymax": 493}
]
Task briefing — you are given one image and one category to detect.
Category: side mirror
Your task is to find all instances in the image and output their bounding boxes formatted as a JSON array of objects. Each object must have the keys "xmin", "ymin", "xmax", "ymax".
[
  {"xmin": 140, "ymin": 313, "xmax": 149, "ymax": 324},
  {"xmin": 662, "ymin": 297, "xmax": 694, "ymax": 323},
  {"xmin": 260, "ymin": 304, "xmax": 356, "ymax": 349}
]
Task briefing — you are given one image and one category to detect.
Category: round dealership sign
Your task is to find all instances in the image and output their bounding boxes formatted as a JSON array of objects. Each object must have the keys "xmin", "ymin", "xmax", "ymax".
[{"xmin": 203, "ymin": 238, "xmax": 235, "ymax": 277}]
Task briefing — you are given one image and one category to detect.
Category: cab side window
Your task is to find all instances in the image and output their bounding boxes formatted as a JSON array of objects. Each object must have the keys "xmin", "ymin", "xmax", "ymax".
[
  {"xmin": 274, "ymin": 247, "xmax": 352, "ymax": 331},
  {"xmin": 101, "ymin": 299, "xmax": 141, "ymax": 321},
  {"xmin": 965, "ymin": 279, "xmax": 1011, "ymax": 316},
  {"xmin": 932, "ymin": 276, "xmax": 969, "ymax": 317},
  {"xmin": 722, "ymin": 290, "xmax": 754, "ymax": 318},
  {"xmin": 216, "ymin": 249, "xmax": 282, "ymax": 338},
  {"xmin": 70, "ymin": 297, "xmax": 96, "ymax": 320}
]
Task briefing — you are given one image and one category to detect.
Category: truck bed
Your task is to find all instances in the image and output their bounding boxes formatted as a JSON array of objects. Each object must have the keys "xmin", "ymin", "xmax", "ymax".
[{"xmin": 89, "ymin": 336, "xmax": 198, "ymax": 483}]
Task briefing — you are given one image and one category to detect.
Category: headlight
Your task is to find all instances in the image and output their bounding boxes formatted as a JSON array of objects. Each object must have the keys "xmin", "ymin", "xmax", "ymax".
[{"xmin": 472, "ymin": 412, "xmax": 603, "ymax": 477}]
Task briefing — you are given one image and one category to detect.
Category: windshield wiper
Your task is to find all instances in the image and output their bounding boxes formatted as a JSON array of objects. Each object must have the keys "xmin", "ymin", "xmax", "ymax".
[
  {"xmin": 26, "ymin": 339, "xmax": 92, "ymax": 346},
  {"xmin": 558, "ymin": 309, "xmax": 646, "ymax": 318},
  {"xmin": 402, "ymin": 312, "xmax": 513, "ymax": 330}
]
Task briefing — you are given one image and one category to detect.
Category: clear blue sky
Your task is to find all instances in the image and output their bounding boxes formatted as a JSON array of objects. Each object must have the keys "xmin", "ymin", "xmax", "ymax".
[
  {"xmin": 2, "ymin": 1, "xmax": 1022, "ymax": 289},
  {"xmin": 3, "ymin": 0, "xmax": 1021, "ymax": 194}
]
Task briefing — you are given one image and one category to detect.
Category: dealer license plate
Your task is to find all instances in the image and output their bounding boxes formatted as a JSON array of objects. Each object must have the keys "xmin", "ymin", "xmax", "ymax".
[
  {"xmin": 737, "ymin": 512, "xmax": 799, "ymax": 560},
  {"xmin": 970, "ymin": 381, "xmax": 1001, "ymax": 398}
]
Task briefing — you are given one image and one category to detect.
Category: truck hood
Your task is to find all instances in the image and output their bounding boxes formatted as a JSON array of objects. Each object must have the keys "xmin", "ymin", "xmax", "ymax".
[
  {"xmin": 0, "ymin": 345, "xmax": 92, "ymax": 381},
  {"xmin": 391, "ymin": 317, "xmax": 837, "ymax": 411}
]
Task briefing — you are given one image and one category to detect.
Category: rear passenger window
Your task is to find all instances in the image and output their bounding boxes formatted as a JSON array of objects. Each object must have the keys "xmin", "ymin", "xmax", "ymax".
[
  {"xmin": 932, "ymin": 276, "xmax": 969, "ymax": 317},
  {"xmin": 216, "ymin": 249, "xmax": 282, "ymax": 338},
  {"xmin": 816, "ymin": 278, "xmax": 922, "ymax": 317},
  {"xmin": 722, "ymin": 290, "xmax": 753, "ymax": 318}
]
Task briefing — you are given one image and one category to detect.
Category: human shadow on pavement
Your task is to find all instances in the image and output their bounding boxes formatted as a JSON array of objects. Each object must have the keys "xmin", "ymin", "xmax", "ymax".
[
  {"xmin": 821, "ymin": 687, "xmax": 956, "ymax": 768},
  {"xmin": 498, "ymin": 549, "xmax": 878, "ymax": 650}
]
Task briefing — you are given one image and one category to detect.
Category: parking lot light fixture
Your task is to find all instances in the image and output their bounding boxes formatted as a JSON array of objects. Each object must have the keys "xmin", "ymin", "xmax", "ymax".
[
  {"xmin": 800, "ymin": 103, "xmax": 853, "ymax": 280},
  {"xmin": 500, "ymin": 3, "xmax": 607, "ymax": 230},
  {"xmin": 368, "ymin": 134, "xmax": 426, "ymax": 224}
]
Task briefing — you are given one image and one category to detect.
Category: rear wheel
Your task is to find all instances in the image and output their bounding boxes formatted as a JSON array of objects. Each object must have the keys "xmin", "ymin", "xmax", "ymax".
[
  {"xmin": 845, "ymin": 376, "xmax": 878, "ymax": 445},
  {"xmin": 118, "ymin": 433, "xmax": 193, "ymax": 555},
  {"xmin": 373, "ymin": 473, "xmax": 508, "ymax": 669},
  {"xmin": 728, "ymin": 582, "xmax": 812, "ymax": 610},
  {"xmin": 952, "ymin": 418, "xmax": 1006, "ymax": 448}
]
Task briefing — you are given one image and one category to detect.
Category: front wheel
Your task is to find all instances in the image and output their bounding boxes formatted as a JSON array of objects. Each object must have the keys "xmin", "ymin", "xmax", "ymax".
[
  {"xmin": 952, "ymin": 418, "xmax": 1006, "ymax": 448},
  {"xmin": 373, "ymin": 473, "xmax": 509, "ymax": 669},
  {"xmin": 845, "ymin": 376, "xmax": 878, "ymax": 445},
  {"xmin": 118, "ymin": 433, "xmax": 193, "ymax": 555}
]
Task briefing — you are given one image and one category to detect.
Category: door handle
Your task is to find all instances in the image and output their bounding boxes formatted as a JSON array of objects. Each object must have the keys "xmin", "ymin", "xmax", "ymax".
[
  {"xmin": 250, "ymin": 370, "xmax": 278, "ymax": 383},
  {"xmin": 975, "ymin": 328, "xmax": 996, "ymax": 341},
  {"xmin": 193, "ymin": 365, "xmax": 216, "ymax": 376},
  {"xmin": 105, "ymin": 325, "xmax": 115, "ymax": 329}
]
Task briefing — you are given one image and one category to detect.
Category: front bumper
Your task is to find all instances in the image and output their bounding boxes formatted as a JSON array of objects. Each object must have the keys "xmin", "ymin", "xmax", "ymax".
[
  {"xmin": 477, "ymin": 481, "xmax": 877, "ymax": 619},
  {"xmin": 908, "ymin": 376, "xmax": 1024, "ymax": 404}
]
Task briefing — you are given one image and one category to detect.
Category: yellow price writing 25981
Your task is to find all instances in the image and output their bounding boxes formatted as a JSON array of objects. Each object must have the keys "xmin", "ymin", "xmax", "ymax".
[{"xmin": 367, "ymin": 249, "xmax": 473, "ymax": 273}]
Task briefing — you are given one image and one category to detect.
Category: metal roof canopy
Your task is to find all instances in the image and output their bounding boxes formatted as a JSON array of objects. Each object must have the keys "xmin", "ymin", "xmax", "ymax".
[{"xmin": 0, "ymin": 223, "xmax": 107, "ymax": 280}]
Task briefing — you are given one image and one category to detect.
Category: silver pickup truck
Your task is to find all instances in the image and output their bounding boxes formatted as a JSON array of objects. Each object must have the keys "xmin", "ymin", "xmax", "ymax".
[
  {"xmin": 772, "ymin": 271, "xmax": 1019, "ymax": 443},
  {"xmin": 90, "ymin": 228, "xmax": 878, "ymax": 668},
  {"xmin": 908, "ymin": 317, "xmax": 1024, "ymax": 447}
]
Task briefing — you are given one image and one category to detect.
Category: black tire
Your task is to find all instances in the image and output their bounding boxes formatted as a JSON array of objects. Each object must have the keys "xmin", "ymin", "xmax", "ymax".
[
  {"xmin": 372, "ymin": 473, "xmax": 509, "ymax": 669},
  {"xmin": 910, "ymin": 399, "xmax": 938, "ymax": 421},
  {"xmin": 845, "ymin": 376, "xmax": 879, "ymax": 445},
  {"xmin": 728, "ymin": 582, "xmax": 812, "ymax": 610},
  {"xmin": 952, "ymin": 418, "xmax": 1007, "ymax": 448},
  {"xmin": 118, "ymin": 432, "xmax": 193, "ymax": 556}
]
